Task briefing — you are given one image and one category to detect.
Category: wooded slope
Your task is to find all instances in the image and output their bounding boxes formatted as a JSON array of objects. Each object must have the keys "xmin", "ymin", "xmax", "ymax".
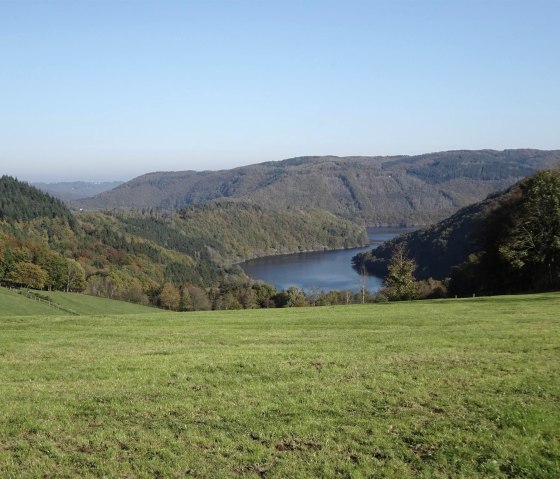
[
  {"xmin": 77, "ymin": 149, "xmax": 560, "ymax": 225},
  {"xmin": 354, "ymin": 169, "xmax": 560, "ymax": 295}
]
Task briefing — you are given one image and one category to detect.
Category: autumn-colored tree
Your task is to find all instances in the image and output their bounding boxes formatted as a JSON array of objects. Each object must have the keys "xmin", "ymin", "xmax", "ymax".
[
  {"xmin": 6, "ymin": 262, "xmax": 48, "ymax": 289},
  {"xmin": 185, "ymin": 284, "xmax": 211, "ymax": 311},
  {"xmin": 179, "ymin": 285, "xmax": 192, "ymax": 311},
  {"xmin": 159, "ymin": 282, "xmax": 180, "ymax": 310}
]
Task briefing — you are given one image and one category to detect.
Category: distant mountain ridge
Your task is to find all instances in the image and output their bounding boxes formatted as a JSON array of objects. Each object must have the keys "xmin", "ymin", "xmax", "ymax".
[
  {"xmin": 34, "ymin": 181, "xmax": 123, "ymax": 201},
  {"xmin": 76, "ymin": 149, "xmax": 560, "ymax": 225}
]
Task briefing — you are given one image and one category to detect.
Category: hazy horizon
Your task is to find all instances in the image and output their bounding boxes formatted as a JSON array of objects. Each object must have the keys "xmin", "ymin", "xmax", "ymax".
[
  {"xmin": 2, "ymin": 0, "xmax": 559, "ymax": 182},
  {"xmin": 14, "ymin": 146, "xmax": 559, "ymax": 184}
]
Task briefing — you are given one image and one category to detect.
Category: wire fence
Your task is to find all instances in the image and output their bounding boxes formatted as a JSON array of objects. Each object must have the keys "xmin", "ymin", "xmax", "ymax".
[{"xmin": 1, "ymin": 285, "xmax": 80, "ymax": 316}]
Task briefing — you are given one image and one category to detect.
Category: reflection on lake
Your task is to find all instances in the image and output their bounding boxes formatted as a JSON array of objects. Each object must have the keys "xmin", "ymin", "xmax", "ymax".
[{"xmin": 240, "ymin": 227, "xmax": 413, "ymax": 292}]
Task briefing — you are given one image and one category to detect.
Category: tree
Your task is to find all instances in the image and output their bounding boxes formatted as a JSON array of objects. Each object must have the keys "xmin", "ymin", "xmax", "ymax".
[
  {"xmin": 6, "ymin": 262, "xmax": 47, "ymax": 289},
  {"xmin": 120, "ymin": 280, "xmax": 149, "ymax": 305},
  {"xmin": 185, "ymin": 284, "xmax": 211, "ymax": 311},
  {"xmin": 37, "ymin": 252, "xmax": 68, "ymax": 291},
  {"xmin": 384, "ymin": 243, "xmax": 418, "ymax": 300},
  {"xmin": 66, "ymin": 259, "xmax": 86, "ymax": 292},
  {"xmin": 180, "ymin": 285, "xmax": 192, "ymax": 311},
  {"xmin": 159, "ymin": 282, "xmax": 180, "ymax": 310},
  {"xmin": 286, "ymin": 286, "xmax": 308, "ymax": 307},
  {"xmin": 252, "ymin": 282, "xmax": 276, "ymax": 308},
  {"xmin": 498, "ymin": 170, "xmax": 560, "ymax": 290}
]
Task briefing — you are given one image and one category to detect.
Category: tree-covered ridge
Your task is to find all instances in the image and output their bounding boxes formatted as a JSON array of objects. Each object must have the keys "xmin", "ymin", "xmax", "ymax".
[
  {"xmin": 0, "ymin": 176, "xmax": 75, "ymax": 226},
  {"xmin": 354, "ymin": 169, "xmax": 560, "ymax": 295},
  {"xmin": 76, "ymin": 149, "xmax": 560, "ymax": 225}
]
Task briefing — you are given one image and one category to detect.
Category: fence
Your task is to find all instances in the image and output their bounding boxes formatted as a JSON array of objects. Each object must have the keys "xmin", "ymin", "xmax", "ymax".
[{"xmin": 1, "ymin": 285, "xmax": 80, "ymax": 316}]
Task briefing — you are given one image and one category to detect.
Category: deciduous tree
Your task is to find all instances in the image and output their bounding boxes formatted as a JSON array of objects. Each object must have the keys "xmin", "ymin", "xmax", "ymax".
[
  {"xmin": 159, "ymin": 282, "xmax": 180, "ymax": 310},
  {"xmin": 6, "ymin": 262, "xmax": 47, "ymax": 289}
]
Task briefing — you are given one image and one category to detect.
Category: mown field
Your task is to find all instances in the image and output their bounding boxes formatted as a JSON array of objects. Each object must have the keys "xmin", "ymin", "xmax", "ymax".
[{"xmin": 0, "ymin": 292, "xmax": 559, "ymax": 478}]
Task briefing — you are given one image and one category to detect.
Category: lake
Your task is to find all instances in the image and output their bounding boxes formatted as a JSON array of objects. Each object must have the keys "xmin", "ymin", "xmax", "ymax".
[{"xmin": 240, "ymin": 227, "xmax": 413, "ymax": 292}]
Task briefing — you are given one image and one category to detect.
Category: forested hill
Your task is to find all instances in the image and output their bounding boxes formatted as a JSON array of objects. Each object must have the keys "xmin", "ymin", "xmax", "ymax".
[
  {"xmin": 353, "ymin": 169, "xmax": 560, "ymax": 295},
  {"xmin": 0, "ymin": 175, "xmax": 75, "ymax": 225},
  {"xmin": 76, "ymin": 149, "xmax": 560, "ymax": 225}
]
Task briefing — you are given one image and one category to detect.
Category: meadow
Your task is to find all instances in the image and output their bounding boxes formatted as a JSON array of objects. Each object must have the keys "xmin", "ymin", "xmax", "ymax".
[{"xmin": 0, "ymin": 291, "xmax": 559, "ymax": 478}]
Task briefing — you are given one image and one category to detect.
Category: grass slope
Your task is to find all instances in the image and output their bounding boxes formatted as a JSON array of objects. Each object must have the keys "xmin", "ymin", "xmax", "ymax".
[
  {"xmin": 0, "ymin": 287, "xmax": 160, "ymax": 317},
  {"xmin": 0, "ymin": 287, "xmax": 60, "ymax": 316},
  {"xmin": 45, "ymin": 291, "xmax": 163, "ymax": 316},
  {"xmin": 1, "ymin": 294, "xmax": 559, "ymax": 478}
]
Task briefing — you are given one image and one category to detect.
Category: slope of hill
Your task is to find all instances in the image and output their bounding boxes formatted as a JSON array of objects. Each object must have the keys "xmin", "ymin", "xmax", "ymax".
[
  {"xmin": 77, "ymin": 149, "xmax": 560, "ymax": 225},
  {"xmin": 0, "ymin": 175, "xmax": 75, "ymax": 225},
  {"xmin": 0, "ymin": 286, "xmax": 62, "ymax": 316},
  {"xmin": 353, "ymin": 189, "xmax": 509, "ymax": 279},
  {"xmin": 33, "ymin": 181, "xmax": 123, "ymax": 201},
  {"xmin": 354, "ymin": 169, "xmax": 560, "ymax": 295},
  {"xmin": 0, "ymin": 287, "xmax": 160, "ymax": 317}
]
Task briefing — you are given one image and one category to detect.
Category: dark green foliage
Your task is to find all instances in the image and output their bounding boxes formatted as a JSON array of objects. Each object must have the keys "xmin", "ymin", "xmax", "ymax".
[
  {"xmin": 448, "ymin": 171, "xmax": 560, "ymax": 295},
  {"xmin": 164, "ymin": 262, "xmax": 203, "ymax": 287},
  {"xmin": 355, "ymin": 170, "xmax": 560, "ymax": 296},
  {"xmin": 352, "ymin": 196, "xmax": 493, "ymax": 280},
  {"xmin": 383, "ymin": 243, "xmax": 418, "ymax": 300},
  {"xmin": 498, "ymin": 170, "xmax": 560, "ymax": 290},
  {"xmin": 0, "ymin": 176, "xmax": 75, "ymax": 227}
]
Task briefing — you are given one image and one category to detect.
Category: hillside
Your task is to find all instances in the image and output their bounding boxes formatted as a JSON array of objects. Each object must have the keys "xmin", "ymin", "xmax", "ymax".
[
  {"xmin": 0, "ymin": 287, "xmax": 160, "ymax": 316},
  {"xmin": 353, "ymin": 169, "xmax": 560, "ymax": 295},
  {"xmin": 33, "ymin": 181, "xmax": 123, "ymax": 201},
  {"xmin": 76, "ymin": 149, "xmax": 560, "ymax": 225},
  {"xmin": 1, "ymin": 177, "xmax": 367, "ymax": 308},
  {"xmin": 1, "ymin": 293, "xmax": 559, "ymax": 477},
  {"xmin": 0, "ymin": 175, "xmax": 75, "ymax": 225}
]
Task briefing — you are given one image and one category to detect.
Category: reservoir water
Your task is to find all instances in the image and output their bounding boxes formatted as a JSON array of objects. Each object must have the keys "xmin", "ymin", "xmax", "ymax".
[{"xmin": 240, "ymin": 227, "xmax": 413, "ymax": 292}]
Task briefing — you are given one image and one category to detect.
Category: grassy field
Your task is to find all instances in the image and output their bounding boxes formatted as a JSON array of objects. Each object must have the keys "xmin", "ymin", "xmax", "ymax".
[
  {"xmin": 0, "ymin": 286, "xmax": 161, "ymax": 317},
  {"xmin": 0, "ymin": 293, "xmax": 559, "ymax": 478}
]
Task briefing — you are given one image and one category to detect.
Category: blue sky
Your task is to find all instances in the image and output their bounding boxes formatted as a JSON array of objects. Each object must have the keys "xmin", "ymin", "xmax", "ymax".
[{"xmin": 1, "ymin": 0, "xmax": 559, "ymax": 181}]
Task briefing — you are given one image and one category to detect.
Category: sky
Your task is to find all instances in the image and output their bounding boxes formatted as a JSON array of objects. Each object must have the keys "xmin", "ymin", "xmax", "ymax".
[{"xmin": 1, "ymin": 0, "xmax": 559, "ymax": 182}]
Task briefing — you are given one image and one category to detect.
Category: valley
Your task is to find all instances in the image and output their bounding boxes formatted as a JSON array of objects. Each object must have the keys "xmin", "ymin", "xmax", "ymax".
[{"xmin": 2, "ymin": 151, "xmax": 560, "ymax": 310}]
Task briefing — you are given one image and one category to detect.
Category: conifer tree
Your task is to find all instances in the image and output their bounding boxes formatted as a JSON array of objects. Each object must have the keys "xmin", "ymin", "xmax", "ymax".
[{"xmin": 384, "ymin": 243, "xmax": 418, "ymax": 300}]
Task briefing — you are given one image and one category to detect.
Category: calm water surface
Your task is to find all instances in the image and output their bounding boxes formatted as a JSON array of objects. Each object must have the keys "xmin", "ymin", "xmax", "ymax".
[{"xmin": 240, "ymin": 227, "xmax": 413, "ymax": 292}]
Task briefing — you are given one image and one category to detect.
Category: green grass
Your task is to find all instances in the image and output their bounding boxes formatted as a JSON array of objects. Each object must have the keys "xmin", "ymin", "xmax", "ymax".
[
  {"xmin": 44, "ymin": 290, "xmax": 163, "ymax": 316},
  {"xmin": 0, "ymin": 286, "xmax": 161, "ymax": 317},
  {"xmin": 0, "ymin": 287, "xmax": 59, "ymax": 316},
  {"xmin": 1, "ymin": 293, "xmax": 559, "ymax": 478}
]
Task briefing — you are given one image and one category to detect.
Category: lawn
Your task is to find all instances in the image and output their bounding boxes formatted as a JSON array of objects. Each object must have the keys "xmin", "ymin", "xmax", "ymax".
[{"xmin": 0, "ymin": 293, "xmax": 559, "ymax": 478}]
